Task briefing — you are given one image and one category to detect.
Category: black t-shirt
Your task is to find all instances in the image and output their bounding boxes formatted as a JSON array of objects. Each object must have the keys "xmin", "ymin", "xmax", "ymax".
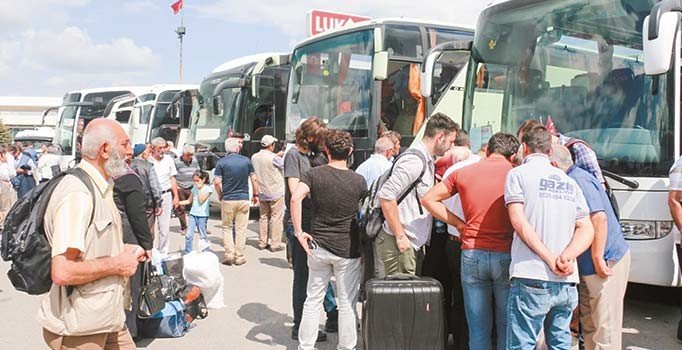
[
  {"xmin": 283, "ymin": 149, "xmax": 326, "ymax": 227},
  {"xmin": 300, "ymin": 165, "xmax": 366, "ymax": 258}
]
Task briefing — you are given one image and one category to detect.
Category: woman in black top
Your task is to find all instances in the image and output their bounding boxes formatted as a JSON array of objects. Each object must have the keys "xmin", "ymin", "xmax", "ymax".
[{"xmin": 114, "ymin": 160, "xmax": 154, "ymax": 340}]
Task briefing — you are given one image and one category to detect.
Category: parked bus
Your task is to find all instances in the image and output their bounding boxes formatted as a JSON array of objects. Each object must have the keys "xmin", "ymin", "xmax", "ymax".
[
  {"xmin": 53, "ymin": 86, "xmax": 148, "ymax": 169},
  {"xmin": 286, "ymin": 18, "xmax": 474, "ymax": 167},
  {"xmin": 421, "ymin": 0, "xmax": 681, "ymax": 287},
  {"xmin": 105, "ymin": 84, "xmax": 197, "ymax": 146},
  {"xmin": 187, "ymin": 52, "xmax": 290, "ymax": 163}
]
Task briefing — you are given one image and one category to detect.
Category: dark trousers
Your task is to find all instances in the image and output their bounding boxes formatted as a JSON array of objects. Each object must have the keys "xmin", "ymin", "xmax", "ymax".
[
  {"xmin": 175, "ymin": 187, "xmax": 192, "ymax": 230},
  {"xmin": 125, "ymin": 262, "xmax": 144, "ymax": 338},
  {"xmin": 286, "ymin": 220, "xmax": 338, "ymax": 329},
  {"xmin": 445, "ymin": 237, "xmax": 469, "ymax": 350},
  {"xmin": 677, "ymin": 244, "xmax": 682, "ymax": 328}
]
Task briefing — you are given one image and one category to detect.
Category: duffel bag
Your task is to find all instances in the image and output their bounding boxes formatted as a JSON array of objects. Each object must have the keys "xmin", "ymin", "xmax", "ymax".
[{"xmin": 139, "ymin": 300, "xmax": 189, "ymax": 338}]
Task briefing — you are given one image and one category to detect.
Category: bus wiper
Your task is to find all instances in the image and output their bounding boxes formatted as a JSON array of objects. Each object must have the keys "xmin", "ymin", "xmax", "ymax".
[{"xmin": 603, "ymin": 170, "xmax": 639, "ymax": 189}]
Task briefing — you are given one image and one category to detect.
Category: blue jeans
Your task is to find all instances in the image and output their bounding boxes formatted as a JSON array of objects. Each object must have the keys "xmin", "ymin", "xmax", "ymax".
[
  {"xmin": 461, "ymin": 249, "xmax": 511, "ymax": 350},
  {"xmin": 184, "ymin": 215, "xmax": 208, "ymax": 254},
  {"xmin": 285, "ymin": 218, "xmax": 337, "ymax": 329},
  {"xmin": 506, "ymin": 278, "xmax": 578, "ymax": 350}
]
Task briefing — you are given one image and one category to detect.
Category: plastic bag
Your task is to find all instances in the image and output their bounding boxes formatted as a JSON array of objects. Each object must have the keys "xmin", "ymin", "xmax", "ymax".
[{"xmin": 182, "ymin": 251, "xmax": 225, "ymax": 309}]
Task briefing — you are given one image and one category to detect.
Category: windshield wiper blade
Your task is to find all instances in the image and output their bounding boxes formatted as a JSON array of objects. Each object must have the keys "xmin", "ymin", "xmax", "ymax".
[{"xmin": 603, "ymin": 170, "xmax": 639, "ymax": 189}]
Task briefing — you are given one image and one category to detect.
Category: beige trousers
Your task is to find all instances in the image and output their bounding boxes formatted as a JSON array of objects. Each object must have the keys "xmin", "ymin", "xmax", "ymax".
[
  {"xmin": 0, "ymin": 181, "xmax": 17, "ymax": 226},
  {"xmin": 221, "ymin": 200, "xmax": 250, "ymax": 261},
  {"xmin": 258, "ymin": 196, "xmax": 284, "ymax": 249},
  {"xmin": 579, "ymin": 250, "xmax": 631, "ymax": 350},
  {"xmin": 43, "ymin": 328, "xmax": 135, "ymax": 350}
]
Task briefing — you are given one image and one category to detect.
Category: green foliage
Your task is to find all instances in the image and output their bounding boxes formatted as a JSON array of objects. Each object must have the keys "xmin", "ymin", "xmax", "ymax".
[{"xmin": 0, "ymin": 120, "xmax": 11, "ymax": 145}]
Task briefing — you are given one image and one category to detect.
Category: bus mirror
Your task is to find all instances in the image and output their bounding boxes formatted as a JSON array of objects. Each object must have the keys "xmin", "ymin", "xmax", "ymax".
[
  {"xmin": 422, "ymin": 41, "xmax": 472, "ymax": 99},
  {"xmin": 252, "ymin": 75, "xmax": 261, "ymax": 98},
  {"xmin": 421, "ymin": 51, "xmax": 440, "ymax": 98},
  {"xmin": 643, "ymin": 11, "xmax": 680, "ymax": 75},
  {"xmin": 213, "ymin": 95, "xmax": 224, "ymax": 116},
  {"xmin": 373, "ymin": 51, "xmax": 389, "ymax": 80}
]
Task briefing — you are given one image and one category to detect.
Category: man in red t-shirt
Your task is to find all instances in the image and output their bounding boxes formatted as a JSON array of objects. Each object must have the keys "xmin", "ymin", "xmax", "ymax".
[{"xmin": 422, "ymin": 132, "xmax": 519, "ymax": 350}]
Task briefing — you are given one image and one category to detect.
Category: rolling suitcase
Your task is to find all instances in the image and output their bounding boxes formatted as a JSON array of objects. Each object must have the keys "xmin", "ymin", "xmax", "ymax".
[{"xmin": 363, "ymin": 274, "xmax": 446, "ymax": 350}]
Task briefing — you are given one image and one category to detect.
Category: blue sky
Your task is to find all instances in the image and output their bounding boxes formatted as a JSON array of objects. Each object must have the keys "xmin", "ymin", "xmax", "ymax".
[{"xmin": 0, "ymin": 0, "xmax": 497, "ymax": 97}]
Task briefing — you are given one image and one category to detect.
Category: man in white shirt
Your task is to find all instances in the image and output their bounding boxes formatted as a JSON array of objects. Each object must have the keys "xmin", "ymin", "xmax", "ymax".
[
  {"xmin": 150, "ymin": 137, "xmax": 179, "ymax": 255},
  {"xmin": 355, "ymin": 137, "xmax": 393, "ymax": 188}
]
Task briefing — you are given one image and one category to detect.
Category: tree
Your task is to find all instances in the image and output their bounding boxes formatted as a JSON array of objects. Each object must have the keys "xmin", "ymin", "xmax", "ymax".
[{"xmin": 0, "ymin": 120, "xmax": 11, "ymax": 145}]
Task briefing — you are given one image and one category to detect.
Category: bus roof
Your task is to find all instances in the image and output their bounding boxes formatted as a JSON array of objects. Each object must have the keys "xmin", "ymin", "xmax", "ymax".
[
  {"xmin": 212, "ymin": 52, "xmax": 289, "ymax": 74},
  {"xmin": 143, "ymin": 84, "xmax": 198, "ymax": 94},
  {"xmin": 62, "ymin": 86, "xmax": 151, "ymax": 100},
  {"xmin": 295, "ymin": 17, "xmax": 473, "ymax": 49}
]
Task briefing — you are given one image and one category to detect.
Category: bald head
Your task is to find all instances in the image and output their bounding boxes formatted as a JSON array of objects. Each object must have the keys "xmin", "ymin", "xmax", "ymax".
[
  {"xmin": 374, "ymin": 137, "xmax": 394, "ymax": 155},
  {"xmin": 550, "ymin": 144, "xmax": 573, "ymax": 171},
  {"xmin": 81, "ymin": 118, "xmax": 131, "ymax": 178},
  {"xmin": 81, "ymin": 119, "xmax": 127, "ymax": 159}
]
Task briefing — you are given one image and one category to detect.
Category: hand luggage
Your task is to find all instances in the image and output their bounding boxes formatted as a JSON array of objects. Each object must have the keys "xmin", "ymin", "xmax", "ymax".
[
  {"xmin": 363, "ymin": 274, "xmax": 446, "ymax": 350},
  {"xmin": 180, "ymin": 284, "xmax": 208, "ymax": 323},
  {"xmin": 138, "ymin": 262, "xmax": 166, "ymax": 319},
  {"xmin": 139, "ymin": 300, "xmax": 189, "ymax": 338}
]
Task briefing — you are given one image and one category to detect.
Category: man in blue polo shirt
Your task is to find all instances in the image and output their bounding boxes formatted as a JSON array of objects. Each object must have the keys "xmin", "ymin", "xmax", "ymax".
[
  {"xmin": 214, "ymin": 136, "xmax": 259, "ymax": 266},
  {"xmin": 552, "ymin": 144, "xmax": 630, "ymax": 349}
]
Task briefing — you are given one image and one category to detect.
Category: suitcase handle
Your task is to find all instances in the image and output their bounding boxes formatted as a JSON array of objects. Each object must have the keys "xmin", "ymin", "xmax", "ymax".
[{"xmin": 384, "ymin": 273, "xmax": 419, "ymax": 281}]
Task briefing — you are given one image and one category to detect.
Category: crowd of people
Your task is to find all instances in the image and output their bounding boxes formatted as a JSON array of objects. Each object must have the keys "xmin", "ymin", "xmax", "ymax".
[{"xmin": 2, "ymin": 111, "xmax": 680, "ymax": 349}]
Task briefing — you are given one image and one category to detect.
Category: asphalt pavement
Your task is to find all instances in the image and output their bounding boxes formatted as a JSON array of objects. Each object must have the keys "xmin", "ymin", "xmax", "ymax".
[{"xmin": 0, "ymin": 215, "xmax": 680, "ymax": 349}]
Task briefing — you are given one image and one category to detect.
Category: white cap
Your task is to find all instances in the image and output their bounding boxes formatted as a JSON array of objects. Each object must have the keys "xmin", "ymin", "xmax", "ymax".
[{"xmin": 261, "ymin": 135, "xmax": 277, "ymax": 147}]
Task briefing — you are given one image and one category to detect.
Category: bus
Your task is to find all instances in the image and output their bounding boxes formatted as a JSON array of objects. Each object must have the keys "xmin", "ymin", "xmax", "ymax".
[
  {"xmin": 187, "ymin": 52, "xmax": 290, "ymax": 164},
  {"xmin": 285, "ymin": 18, "xmax": 474, "ymax": 167},
  {"xmin": 53, "ymin": 86, "xmax": 149, "ymax": 169},
  {"xmin": 105, "ymin": 84, "xmax": 198, "ymax": 147},
  {"xmin": 421, "ymin": 0, "xmax": 681, "ymax": 287}
]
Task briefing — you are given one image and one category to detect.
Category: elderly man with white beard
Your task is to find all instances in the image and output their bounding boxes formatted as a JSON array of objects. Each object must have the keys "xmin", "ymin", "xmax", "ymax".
[{"xmin": 38, "ymin": 118, "xmax": 145, "ymax": 350}]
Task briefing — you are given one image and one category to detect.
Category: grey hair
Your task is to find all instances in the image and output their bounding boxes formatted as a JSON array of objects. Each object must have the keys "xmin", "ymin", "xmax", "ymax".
[
  {"xmin": 81, "ymin": 126, "xmax": 119, "ymax": 159},
  {"xmin": 151, "ymin": 137, "xmax": 166, "ymax": 148},
  {"xmin": 182, "ymin": 144, "xmax": 195, "ymax": 154},
  {"xmin": 374, "ymin": 137, "xmax": 394, "ymax": 154},
  {"xmin": 224, "ymin": 138, "xmax": 240, "ymax": 153},
  {"xmin": 550, "ymin": 144, "xmax": 573, "ymax": 169}
]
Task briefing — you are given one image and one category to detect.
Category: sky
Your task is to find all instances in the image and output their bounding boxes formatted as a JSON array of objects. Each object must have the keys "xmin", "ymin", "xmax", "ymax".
[{"xmin": 0, "ymin": 0, "xmax": 501, "ymax": 97}]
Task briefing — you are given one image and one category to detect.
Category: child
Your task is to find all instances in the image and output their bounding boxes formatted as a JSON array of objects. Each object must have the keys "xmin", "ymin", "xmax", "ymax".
[{"xmin": 178, "ymin": 170, "xmax": 213, "ymax": 253}]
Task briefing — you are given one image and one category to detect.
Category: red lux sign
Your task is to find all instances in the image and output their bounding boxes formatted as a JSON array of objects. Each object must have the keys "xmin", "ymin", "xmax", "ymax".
[{"xmin": 307, "ymin": 10, "xmax": 371, "ymax": 36}]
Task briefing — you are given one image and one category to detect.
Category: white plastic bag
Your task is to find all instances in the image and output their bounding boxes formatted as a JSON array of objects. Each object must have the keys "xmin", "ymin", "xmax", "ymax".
[{"xmin": 182, "ymin": 251, "xmax": 225, "ymax": 309}]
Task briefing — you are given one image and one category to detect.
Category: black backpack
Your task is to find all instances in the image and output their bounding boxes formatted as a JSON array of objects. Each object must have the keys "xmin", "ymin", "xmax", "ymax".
[
  {"xmin": 1, "ymin": 167, "xmax": 95, "ymax": 295},
  {"xmin": 358, "ymin": 149, "xmax": 428, "ymax": 242}
]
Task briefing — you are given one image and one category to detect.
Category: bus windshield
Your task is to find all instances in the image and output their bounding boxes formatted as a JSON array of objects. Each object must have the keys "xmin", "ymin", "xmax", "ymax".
[
  {"xmin": 287, "ymin": 30, "xmax": 374, "ymax": 140},
  {"xmin": 465, "ymin": 0, "xmax": 674, "ymax": 177},
  {"xmin": 149, "ymin": 90, "xmax": 181, "ymax": 140},
  {"xmin": 190, "ymin": 77, "xmax": 242, "ymax": 152}
]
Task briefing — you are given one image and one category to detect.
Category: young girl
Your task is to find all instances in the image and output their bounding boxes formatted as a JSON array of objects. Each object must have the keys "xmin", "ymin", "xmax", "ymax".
[{"xmin": 178, "ymin": 170, "xmax": 213, "ymax": 253}]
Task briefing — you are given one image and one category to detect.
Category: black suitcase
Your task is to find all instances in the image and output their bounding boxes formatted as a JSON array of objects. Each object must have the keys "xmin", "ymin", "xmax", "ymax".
[{"xmin": 363, "ymin": 274, "xmax": 446, "ymax": 350}]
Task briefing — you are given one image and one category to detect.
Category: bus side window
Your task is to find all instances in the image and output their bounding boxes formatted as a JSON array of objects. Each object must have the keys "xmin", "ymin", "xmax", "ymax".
[{"xmin": 253, "ymin": 104, "xmax": 273, "ymax": 140}]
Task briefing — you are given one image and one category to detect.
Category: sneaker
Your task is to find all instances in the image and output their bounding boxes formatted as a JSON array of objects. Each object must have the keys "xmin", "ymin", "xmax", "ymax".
[
  {"xmin": 221, "ymin": 258, "xmax": 234, "ymax": 266},
  {"xmin": 269, "ymin": 245, "xmax": 285, "ymax": 252},
  {"xmin": 234, "ymin": 258, "xmax": 247, "ymax": 266},
  {"xmin": 258, "ymin": 243, "xmax": 268, "ymax": 250},
  {"xmin": 325, "ymin": 309, "xmax": 339, "ymax": 333},
  {"xmin": 291, "ymin": 327, "xmax": 327, "ymax": 342}
]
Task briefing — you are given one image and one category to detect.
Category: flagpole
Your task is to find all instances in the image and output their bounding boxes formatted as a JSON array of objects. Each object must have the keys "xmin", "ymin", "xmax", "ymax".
[{"xmin": 175, "ymin": 7, "xmax": 186, "ymax": 83}]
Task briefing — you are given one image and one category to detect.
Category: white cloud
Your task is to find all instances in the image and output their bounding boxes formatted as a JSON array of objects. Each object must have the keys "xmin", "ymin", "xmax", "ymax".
[
  {"xmin": 0, "ymin": 0, "xmax": 89, "ymax": 27},
  {"xmin": 194, "ymin": 1, "xmax": 504, "ymax": 37},
  {"xmin": 123, "ymin": 0, "xmax": 158, "ymax": 14},
  {"xmin": 0, "ymin": 27, "xmax": 160, "ymax": 95}
]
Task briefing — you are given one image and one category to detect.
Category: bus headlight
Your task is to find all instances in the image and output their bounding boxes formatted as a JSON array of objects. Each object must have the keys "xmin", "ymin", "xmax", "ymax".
[{"xmin": 620, "ymin": 220, "xmax": 673, "ymax": 240}]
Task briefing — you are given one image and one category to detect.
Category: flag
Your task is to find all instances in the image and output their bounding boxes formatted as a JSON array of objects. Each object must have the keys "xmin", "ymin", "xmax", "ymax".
[
  {"xmin": 171, "ymin": 0, "xmax": 183, "ymax": 15},
  {"xmin": 545, "ymin": 115, "xmax": 558, "ymax": 135}
]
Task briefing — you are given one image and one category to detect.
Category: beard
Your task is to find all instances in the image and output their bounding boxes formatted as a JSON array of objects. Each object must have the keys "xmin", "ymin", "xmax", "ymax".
[
  {"xmin": 435, "ymin": 138, "xmax": 450, "ymax": 157},
  {"xmin": 104, "ymin": 149, "xmax": 129, "ymax": 178}
]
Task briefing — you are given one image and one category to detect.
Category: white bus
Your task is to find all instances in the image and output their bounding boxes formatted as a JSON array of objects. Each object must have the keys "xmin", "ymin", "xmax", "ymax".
[
  {"xmin": 422, "ymin": 0, "xmax": 681, "ymax": 287},
  {"xmin": 105, "ymin": 84, "xmax": 198, "ymax": 147},
  {"xmin": 286, "ymin": 18, "xmax": 474, "ymax": 167},
  {"xmin": 53, "ymin": 86, "xmax": 149, "ymax": 169}
]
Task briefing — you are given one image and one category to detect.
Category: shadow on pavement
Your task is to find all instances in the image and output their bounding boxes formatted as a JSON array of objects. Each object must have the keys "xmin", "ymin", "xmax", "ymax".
[
  {"xmin": 238, "ymin": 303, "xmax": 297, "ymax": 349},
  {"xmin": 259, "ymin": 257, "xmax": 291, "ymax": 270}
]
